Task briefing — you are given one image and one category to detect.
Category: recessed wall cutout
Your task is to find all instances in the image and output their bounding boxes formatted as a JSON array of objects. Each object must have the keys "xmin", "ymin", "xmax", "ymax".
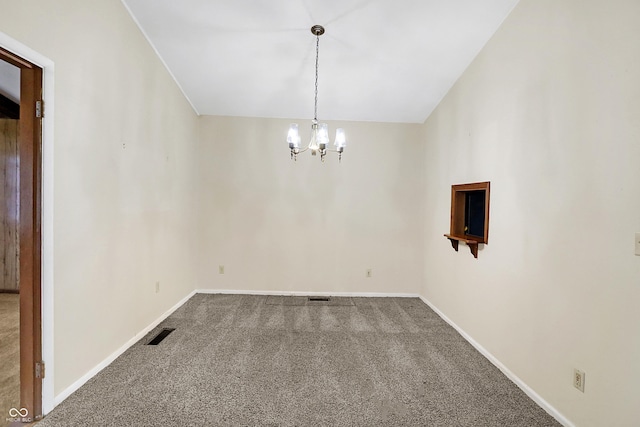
[{"xmin": 444, "ymin": 181, "xmax": 490, "ymax": 258}]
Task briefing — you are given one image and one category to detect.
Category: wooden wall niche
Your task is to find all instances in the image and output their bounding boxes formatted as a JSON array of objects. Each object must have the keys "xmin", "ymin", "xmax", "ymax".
[
  {"xmin": 444, "ymin": 181, "xmax": 490, "ymax": 258},
  {"xmin": 1, "ymin": 119, "xmax": 20, "ymax": 291}
]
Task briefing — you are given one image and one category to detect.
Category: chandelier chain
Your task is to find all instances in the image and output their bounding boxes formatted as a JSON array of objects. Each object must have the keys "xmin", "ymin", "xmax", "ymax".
[{"xmin": 314, "ymin": 33, "xmax": 320, "ymax": 122}]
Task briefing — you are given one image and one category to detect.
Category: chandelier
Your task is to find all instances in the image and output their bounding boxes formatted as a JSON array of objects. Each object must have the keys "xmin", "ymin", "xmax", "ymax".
[{"xmin": 287, "ymin": 25, "xmax": 347, "ymax": 162}]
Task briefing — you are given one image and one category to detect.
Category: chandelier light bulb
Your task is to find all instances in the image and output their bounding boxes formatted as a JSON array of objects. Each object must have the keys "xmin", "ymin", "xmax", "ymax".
[
  {"xmin": 318, "ymin": 123, "xmax": 329, "ymax": 148},
  {"xmin": 334, "ymin": 128, "xmax": 346, "ymax": 149},
  {"xmin": 287, "ymin": 123, "xmax": 301, "ymax": 149}
]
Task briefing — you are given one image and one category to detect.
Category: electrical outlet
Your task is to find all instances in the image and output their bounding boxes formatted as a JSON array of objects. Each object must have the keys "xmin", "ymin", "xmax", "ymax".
[
  {"xmin": 573, "ymin": 368, "xmax": 585, "ymax": 392},
  {"xmin": 155, "ymin": 282, "xmax": 160, "ymax": 293},
  {"xmin": 635, "ymin": 233, "xmax": 640, "ymax": 256},
  {"xmin": 219, "ymin": 265, "xmax": 225, "ymax": 274},
  {"xmin": 366, "ymin": 268, "xmax": 372, "ymax": 278}
]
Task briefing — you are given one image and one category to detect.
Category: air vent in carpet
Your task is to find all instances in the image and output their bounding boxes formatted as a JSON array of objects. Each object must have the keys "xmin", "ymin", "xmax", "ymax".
[
  {"xmin": 147, "ymin": 328, "xmax": 175, "ymax": 345},
  {"xmin": 308, "ymin": 296, "xmax": 331, "ymax": 302}
]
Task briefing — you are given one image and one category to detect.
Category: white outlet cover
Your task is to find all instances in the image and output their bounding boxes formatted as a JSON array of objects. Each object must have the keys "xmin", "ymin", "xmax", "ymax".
[{"xmin": 635, "ymin": 233, "xmax": 640, "ymax": 256}]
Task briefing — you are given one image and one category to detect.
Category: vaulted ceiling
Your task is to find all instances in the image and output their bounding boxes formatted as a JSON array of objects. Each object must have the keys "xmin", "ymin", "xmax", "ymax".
[
  {"xmin": 0, "ymin": 1, "xmax": 520, "ymax": 123},
  {"xmin": 122, "ymin": 0, "xmax": 519, "ymax": 123}
]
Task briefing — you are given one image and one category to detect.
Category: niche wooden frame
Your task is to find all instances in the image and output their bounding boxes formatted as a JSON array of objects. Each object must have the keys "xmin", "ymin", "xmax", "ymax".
[{"xmin": 444, "ymin": 181, "xmax": 490, "ymax": 258}]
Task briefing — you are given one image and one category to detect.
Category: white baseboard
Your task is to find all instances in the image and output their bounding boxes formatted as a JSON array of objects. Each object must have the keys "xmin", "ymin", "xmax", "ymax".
[
  {"xmin": 418, "ymin": 295, "xmax": 574, "ymax": 427},
  {"xmin": 196, "ymin": 289, "xmax": 421, "ymax": 298},
  {"xmin": 53, "ymin": 290, "xmax": 197, "ymax": 406}
]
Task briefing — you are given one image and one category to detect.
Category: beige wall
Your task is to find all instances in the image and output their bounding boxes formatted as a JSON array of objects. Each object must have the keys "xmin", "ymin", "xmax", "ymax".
[
  {"xmin": 0, "ymin": 0, "xmax": 199, "ymax": 397},
  {"xmin": 420, "ymin": 0, "xmax": 640, "ymax": 425},
  {"xmin": 196, "ymin": 116, "xmax": 425, "ymax": 295}
]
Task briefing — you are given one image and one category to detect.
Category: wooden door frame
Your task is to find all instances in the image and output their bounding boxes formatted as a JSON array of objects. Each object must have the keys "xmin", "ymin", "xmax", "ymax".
[{"xmin": 0, "ymin": 45, "xmax": 43, "ymax": 421}]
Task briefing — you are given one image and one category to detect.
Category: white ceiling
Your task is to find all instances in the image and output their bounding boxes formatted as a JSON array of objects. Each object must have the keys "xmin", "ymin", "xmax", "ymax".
[
  {"xmin": 123, "ymin": 0, "xmax": 519, "ymax": 123},
  {"xmin": 0, "ymin": 1, "xmax": 521, "ymax": 124},
  {"xmin": 0, "ymin": 60, "xmax": 20, "ymax": 103}
]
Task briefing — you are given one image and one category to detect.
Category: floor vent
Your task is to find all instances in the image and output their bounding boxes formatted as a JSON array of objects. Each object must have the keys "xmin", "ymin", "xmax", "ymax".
[
  {"xmin": 147, "ymin": 328, "xmax": 175, "ymax": 345},
  {"xmin": 265, "ymin": 296, "xmax": 354, "ymax": 306}
]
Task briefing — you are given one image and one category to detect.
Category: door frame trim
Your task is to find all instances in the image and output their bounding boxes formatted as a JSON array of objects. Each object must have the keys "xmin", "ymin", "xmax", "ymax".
[{"xmin": 0, "ymin": 31, "xmax": 55, "ymax": 415}]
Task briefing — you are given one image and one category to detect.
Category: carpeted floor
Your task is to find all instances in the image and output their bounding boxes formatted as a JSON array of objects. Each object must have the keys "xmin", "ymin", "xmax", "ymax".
[
  {"xmin": 37, "ymin": 294, "xmax": 561, "ymax": 426},
  {"xmin": 0, "ymin": 293, "xmax": 20, "ymax": 427}
]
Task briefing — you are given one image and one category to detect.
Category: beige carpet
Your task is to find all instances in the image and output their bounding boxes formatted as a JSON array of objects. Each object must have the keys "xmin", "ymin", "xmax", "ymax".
[{"xmin": 0, "ymin": 293, "xmax": 20, "ymax": 427}]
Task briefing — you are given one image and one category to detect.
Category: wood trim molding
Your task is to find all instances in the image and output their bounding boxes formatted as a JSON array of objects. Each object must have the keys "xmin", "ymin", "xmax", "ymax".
[
  {"xmin": 19, "ymin": 64, "xmax": 43, "ymax": 420},
  {"xmin": 0, "ymin": 46, "xmax": 35, "ymax": 69}
]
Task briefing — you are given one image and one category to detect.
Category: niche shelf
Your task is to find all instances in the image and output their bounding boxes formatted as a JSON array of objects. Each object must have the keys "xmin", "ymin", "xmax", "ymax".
[
  {"xmin": 444, "ymin": 181, "xmax": 490, "ymax": 259},
  {"xmin": 444, "ymin": 234, "xmax": 481, "ymax": 258}
]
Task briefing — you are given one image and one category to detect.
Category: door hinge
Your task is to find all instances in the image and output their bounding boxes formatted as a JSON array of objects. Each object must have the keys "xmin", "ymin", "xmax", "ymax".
[
  {"xmin": 36, "ymin": 100, "xmax": 43, "ymax": 118},
  {"xmin": 35, "ymin": 361, "xmax": 45, "ymax": 379}
]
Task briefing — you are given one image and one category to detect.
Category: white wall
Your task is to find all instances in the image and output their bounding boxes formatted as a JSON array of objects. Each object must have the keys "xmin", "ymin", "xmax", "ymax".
[
  {"xmin": 0, "ymin": 0, "xmax": 199, "ymax": 397},
  {"xmin": 420, "ymin": 0, "xmax": 640, "ymax": 425},
  {"xmin": 197, "ymin": 116, "xmax": 425, "ymax": 295}
]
